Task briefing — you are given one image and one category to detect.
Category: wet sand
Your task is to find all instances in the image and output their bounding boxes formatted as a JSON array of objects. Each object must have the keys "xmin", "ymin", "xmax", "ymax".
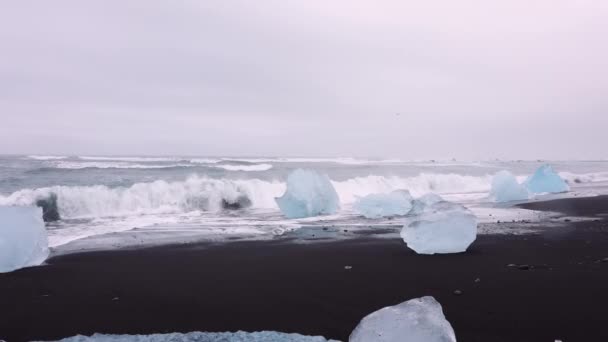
[{"xmin": 2, "ymin": 196, "xmax": 608, "ymax": 341}]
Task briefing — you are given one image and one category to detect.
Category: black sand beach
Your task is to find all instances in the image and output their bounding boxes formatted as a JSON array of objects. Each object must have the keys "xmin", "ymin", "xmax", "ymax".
[{"xmin": 2, "ymin": 196, "xmax": 608, "ymax": 341}]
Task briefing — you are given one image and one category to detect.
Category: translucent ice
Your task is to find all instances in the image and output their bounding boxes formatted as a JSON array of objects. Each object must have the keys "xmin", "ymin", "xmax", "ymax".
[
  {"xmin": 353, "ymin": 190, "xmax": 413, "ymax": 218},
  {"xmin": 490, "ymin": 170, "xmax": 529, "ymax": 202},
  {"xmin": 0, "ymin": 206, "xmax": 49, "ymax": 273},
  {"xmin": 350, "ymin": 296, "xmax": 456, "ymax": 342},
  {"xmin": 401, "ymin": 201, "xmax": 477, "ymax": 254},
  {"xmin": 524, "ymin": 165, "xmax": 569, "ymax": 194},
  {"xmin": 408, "ymin": 192, "xmax": 444, "ymax": 215},
  {"xmin": 56, "ymin": 331, "xmax": 338, "ymax": 342},
  {"xmin": 275, "ymin": 169, "xmax": 340, "ymax": 219}
]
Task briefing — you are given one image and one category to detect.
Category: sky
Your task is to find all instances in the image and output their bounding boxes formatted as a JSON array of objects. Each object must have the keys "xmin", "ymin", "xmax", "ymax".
[{"xmin": 1, "ymin": 1, "xmax": 607, "ymax": 160}]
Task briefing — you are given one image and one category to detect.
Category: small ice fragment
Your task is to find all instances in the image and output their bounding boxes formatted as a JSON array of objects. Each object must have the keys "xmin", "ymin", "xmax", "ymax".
[
  {"xmin": 0, "ymin": 206, "xmax": 49, "ymax": 273},
  {"xmin": 524, "ymin": 164, "xmax": 569, "ymax": 194},
  {"xmin": 401, "ymin": 200, "xmax": 477, "ymax": 254},
  {"xmin": 275, "ymin": 169, "xmax": 340, "ymax": 219},
  {"xmin": 490, "ymin": 170, "xmax": 529, "ymax": 202},
  {"xmin": 353, "ymin": 190, "xmax": 413, "ymax": 218},
  {"xmin": 350, "ymin": 296, "xmax": 456, "ymax": 342}
]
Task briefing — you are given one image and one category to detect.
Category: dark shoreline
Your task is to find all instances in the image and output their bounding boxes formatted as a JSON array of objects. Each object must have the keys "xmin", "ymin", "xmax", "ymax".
[{"xmin": 2, "ymin": 197, "xmax": 608, "ymax": 341}]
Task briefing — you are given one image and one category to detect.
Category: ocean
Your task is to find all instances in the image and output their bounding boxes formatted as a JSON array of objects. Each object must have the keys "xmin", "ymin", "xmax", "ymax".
[{"xmin": 1, "ymin": 155, "xmax": 608, "ymax": 250}]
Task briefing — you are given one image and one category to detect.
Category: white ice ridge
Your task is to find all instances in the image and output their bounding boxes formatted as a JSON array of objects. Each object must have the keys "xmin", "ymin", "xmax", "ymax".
[
  {"xmin": 52, "ymin": 331, "xmax": 338, "ymax": 342},
  {"xmin": 402, "ymin": 195, "xmax": 477, "ymax": 254},
  {"xmin": 276, "ymin": 169, "xmax": 340, "ymax": 218},
  {"xmin": 350, "ymin": 296, "xmax": 456, "ymax": 342},
  {"xmin": 490, "ymin": 170, "xmax": 529, "ymax": 202},
  {"xmin": 353, "ymin": 190, "xmax": 413, "ymax": 218},
  {"xmin": 0, "ymin": 206, "xmax": 49, "ymax": 273},
  {"xmin": 525, "ymin": 164, "xmax": 570, "ymax": 194}
]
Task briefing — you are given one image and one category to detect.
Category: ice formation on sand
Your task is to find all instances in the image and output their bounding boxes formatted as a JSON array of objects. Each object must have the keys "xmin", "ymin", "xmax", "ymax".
[
  {"xmin": 524, "ymin": 165, "xmax": 569, "ymax": 194},
  {"xmin": 275, "ymin": 169, "xmax": 340, "ymax": 219},
  {"xmin": 56, "ymin": 331, "xmax": 338, "ymax": 342},
  {"xmin": 490, "ymin": 170, "xmax": 529, "ymax": 202},
  {"xmin": 401, "ymin": 200, "xmax": 477, "ymax": 254},
  {"xmin": 350, "ymin": 296, "xmax": 456, "ymax": 342},
  {"xmin": 353, "ymin": 190, "xmax": 413, "ymax": 218},
  {"xmin": 0, "ymin": 206, "xmax": 49, "ymax": 273}
]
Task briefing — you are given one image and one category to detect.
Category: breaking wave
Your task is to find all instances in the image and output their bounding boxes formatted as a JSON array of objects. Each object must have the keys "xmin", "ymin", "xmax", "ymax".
[
  {"xmin": 48, "ymin": 161, "xmax": 273, "ymax": 171},
  {"xmin": 0, "ymin": 173, "xmax": 494, "ymax": 220},
  {"xmin": 27, "ymin": 155, "xmax": 68, "ymax": 160},
  {"xmin": 54, "ymin": 161, "xmax": 193, "ymax": 169},
  {"xmin": 78, "ymin": 156, "xmax": 181, "ymax": 162},
  {"xmin": 212, "ymin": 164, "xmax": 273, "ymax": 171},
  {"xmin": 559, "ymin": 171, "xmax": 608, "ymax": 184}
]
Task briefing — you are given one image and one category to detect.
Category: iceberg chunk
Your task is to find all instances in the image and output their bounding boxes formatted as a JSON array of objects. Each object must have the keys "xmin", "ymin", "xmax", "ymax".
[
  {"xmin": 56, "ymin": 331, "xmax": 338, "ymax": 342},
  {"xmin": 490, "ymin": 170, "xmax": 529, "ymax": 202},
  {"xmin": 350, "ymin": 296, "xmax": 456, "ymax": 342},
  {"xmin": 401, "ymin": 201, "xmax": 477, "ymax": 254},
  {"xmin": 524, "ymin": 164, "xmax": 569, "ymax": 194},
  {"xmin": 0, "ymin": 206, "xmax": 49, "ymax": 273},
  {"xmin": 275, "ymin": 169, "xmax": 340, "ymax": 218},
  {"xmin": 353, "ymin": 190, "xmax": 413, "ymax": 218}
]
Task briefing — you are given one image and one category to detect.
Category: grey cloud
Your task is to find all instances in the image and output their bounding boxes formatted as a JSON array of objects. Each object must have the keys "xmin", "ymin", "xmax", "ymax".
[{"xmin": 1, "ymin": 0, "xmax": 606, "ymax": 159}]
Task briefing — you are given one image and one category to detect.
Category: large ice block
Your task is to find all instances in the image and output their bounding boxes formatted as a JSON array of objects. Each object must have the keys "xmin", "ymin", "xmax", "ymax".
[
  {"xmin": 350, "ymin": 296, "xmax": 457, "ymax": 342},
  {"xmin": 401, "ymin": 201, "xmax": 477, "ymax": 254},
  {"xmin": 353, "ymin": 190, "xmax": 413, "ymax": 218},
  {"xmin": 490, "ymin": 170, "xmax": 529, "ymax": 202},
  {"xmin": 0, "ymin": 206, "xmax": 49, "ymax": 273},
  {"xmin": 275, "ymin": 169, "xmax": 340, "ymax": 218},
  {"xmin": 524, "ymin": 165, "xmax": 569, "ymax": 194}
]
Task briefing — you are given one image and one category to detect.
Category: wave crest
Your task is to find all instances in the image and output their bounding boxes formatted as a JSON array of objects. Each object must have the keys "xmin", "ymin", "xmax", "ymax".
[{"xmin": 0, "ymin": 173, "xmax": 495, "ymax": 220}]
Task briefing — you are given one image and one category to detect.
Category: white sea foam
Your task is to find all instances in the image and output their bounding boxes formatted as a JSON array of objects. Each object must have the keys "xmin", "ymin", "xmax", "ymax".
[
  {"xmin": 212, "ymin": 164, "xmax": 274, "ymax": 171},
  {"xmin": 78, "ymin": 156, "xmax": 181, "ymax": 162},
  {"xmin": 0, "ymin": 176, "xmax": 284, "ymax": 219},
  {"xmin": 4, "ymin": 171, "xmax": 606, "ymax": 222},
  {"xmin": 333, "ymin": 173, "xmax": 492, "ymax": 203},
  {"xmin": 54, "ymin": 331, "xmax": 338, "ymax": 342},
  {"xmin": 27, "ymin": 155, "xmax": 68, "ymax": 160},
  {"xmin": 0, "ymin": 174, "xmax": 494, "ymax": 220},
  {"xmin": 559, "ymin": 171, "xmax": 608, "ymax": 184},
  {"xmin": 189, "ymin": 158, "xmax": 222, "ymax": 164},
  {"xmin": 5, "ymin": 169, "xmax": 607, "ymax": 249},
  {"xmin": 54, "ymin": 161, "xmax": 192, "ymax": 169}
]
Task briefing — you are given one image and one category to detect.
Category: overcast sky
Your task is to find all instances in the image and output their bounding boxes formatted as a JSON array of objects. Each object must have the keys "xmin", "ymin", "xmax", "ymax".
[{"xmin": 1, "ymin": 1, "xmax": 607, "ymax": 160}]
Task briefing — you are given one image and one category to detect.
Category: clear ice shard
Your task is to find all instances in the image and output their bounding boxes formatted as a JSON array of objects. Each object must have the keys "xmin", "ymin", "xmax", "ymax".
[
  {"xmin": 0, "ymin": 206, "xmax": 49, "ymax": 273},
  {"xmin": 350, "ymin": 296, "xmax": 457, "ymax": 342},
  {"xmin": 401, "ymin": 199, "xmax": 477, "ymax": 254}
]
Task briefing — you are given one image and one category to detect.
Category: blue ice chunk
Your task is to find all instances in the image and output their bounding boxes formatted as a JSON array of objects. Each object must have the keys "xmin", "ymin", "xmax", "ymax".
[
  {"xmin": 490, "ymin": 170, "xmax": 529, "ymax": 202},
  {"xmin": 56, "ymin": 331, "xmax": 338, "ymax": 342},
  {"xmin": 0, "ymin": 206, "xmax": 49, "ymax": 273},
  {"xmin": 275, "ymin": 169, "xmax": 340, "ymax": 219},
  {"xmin": 353, "ymin": 190, "xmax": 413, "ymax": 218},
  {"xmin": 402, "ymin": 201, "xmax": 477, "ymax": 255},
  {"xmin": 524, "ymin": 165, "xmax": 569, "ymax": 194},
  {"xmin": 350, "ymin": 296, "xmax": 456, "ymax": 342}
]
